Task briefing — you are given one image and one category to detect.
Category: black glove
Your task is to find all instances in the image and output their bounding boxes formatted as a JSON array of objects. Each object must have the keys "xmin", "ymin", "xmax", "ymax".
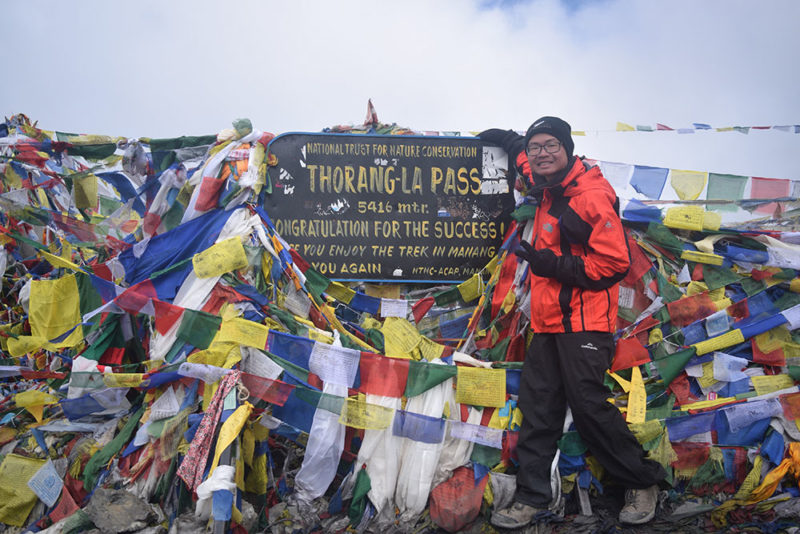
[
  {"xmin": 477, "ymin": 128, "xmax": 525, "ymax": 158},
  {"xmin": 515, "ymin": 240, "xmax": 558, "ymax": 278}
]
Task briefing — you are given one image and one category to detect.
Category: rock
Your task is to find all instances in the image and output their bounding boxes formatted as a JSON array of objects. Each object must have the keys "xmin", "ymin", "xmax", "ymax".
[
  {"xmin": 85, "ymin": 488, "xmax": 155, "ymax": 534},
  {"xmin": 168, "ymin": 512, "xmax": 208, "ymax": 534}
]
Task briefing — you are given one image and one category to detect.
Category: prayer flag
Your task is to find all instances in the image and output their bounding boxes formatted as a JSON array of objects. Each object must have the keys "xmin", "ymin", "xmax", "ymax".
[
  {"xmin": 669, "ymin": 169, "xmax": 708, "ymax": 200},
  {"xmin": 630, "ymin": 165, "xmax": 669, "ymax": 199}
]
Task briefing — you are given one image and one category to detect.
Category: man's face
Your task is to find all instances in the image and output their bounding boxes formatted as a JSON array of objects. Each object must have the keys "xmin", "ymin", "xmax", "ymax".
[{"xmin": 526, "ymin": 133, "xmax": 568, "ymax": 182}]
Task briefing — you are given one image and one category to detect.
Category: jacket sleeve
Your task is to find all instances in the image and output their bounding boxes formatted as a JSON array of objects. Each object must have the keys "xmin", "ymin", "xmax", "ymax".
[{"xmin": 554, "ymin": 193, "xmax": 630, "ymax": 290}]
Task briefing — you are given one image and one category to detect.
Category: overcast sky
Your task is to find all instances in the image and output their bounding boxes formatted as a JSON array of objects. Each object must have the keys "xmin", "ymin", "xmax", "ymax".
[{"xmin": 4, "ymin": 0, "xmax": 799, "ymax": 180}]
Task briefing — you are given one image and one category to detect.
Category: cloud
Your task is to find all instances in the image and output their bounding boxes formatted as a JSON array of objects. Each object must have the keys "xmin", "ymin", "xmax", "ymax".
[{"xmin": 2, "ymin": 0, "xmax": 799, "ymax": 177}]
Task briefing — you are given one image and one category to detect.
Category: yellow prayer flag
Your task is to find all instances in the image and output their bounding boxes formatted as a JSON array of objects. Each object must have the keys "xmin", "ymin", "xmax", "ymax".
[
  {"xmin": 381, "ymin": 317, "xmax": 422, "ymax": 359},
  {"xmin": 790, "ymin": 278, "xmax": 800, "ymax": 293},
  {"xmin": 103, "ymin": 373, "xmax": 146, "ymax": 388},
  {"xmin": 6, "ymin": 335, "xmax": 48, "ymax": 358},
  {"xmin": 193, "ymin": 237, "xmax": 249, "ymax": 278},
  {"xmin": 572, "ymin": 130, "xmax": 586, "ymax": 136},
  {"xmin": 209, "ymin": 402, "xmax": 253, "ymax": 476},
  {"xmin": 327, "ymin": 281, "xmax": 356, "ymax": 303},
  {"xmin": 364, "ymin": 283, "xmax": 401, "ymax": 299},
  {"xmin": 338, "ymin": 396, "xmax": 394, "ymax": 429},
  {"xmin": 215, "ymin": 317, "xmax": 269, "ymax": 349},
  {"xmin": 648, "ymin": 328, "xmax": 663, "ymax": 345},
  {"xmin": 754, "ymin": 326, "xmax": 791, "ymax": 353},
  {"xmin": 457, "ymin": 274, "xmax": 483, "ymax": 303},
  {"xmin": 3, "ymin": 164, "xmax": 23, "ymax": 188},
  {"xmin": 664, "ymin": 206, "xmax": 705, "ymax": 231},
  {"xmin": 669, "ymin": 169, "xmax": 708, "ymax": 200},
  {"xmin": 74, "ymin": 173, "xmax": 98, "ymax": 209},
  {"xmin": 697, "ymin": 361, "xmax": 717, "ymax": 388},
  {"xmin": 29, "ymin": 274, "xmax": 83, "ymax": 347},
  {"xmin": 703, "ymin": 211, "xmax": 722, "ymax": 231},
  {"xmin": 629, "ymin": 420, "xmax": 664, "ymax": 444},
  {"xmin": 14, "ymin": 390, "xmax": 59, "ymax": 423},
  {"xmin": 455, "ymin": 367, "xmax": 506, "ymax": 408},
  {"xmin": 616, "ymin": 122, "xmax": 635, "ymax": 132},
  {"xmin": 417, "ymin": 337, "xmax": 446, "ymax": 362},
  {"xmin": 607, "ymin": 370, "xmax": 631, "ymax": 393},
  {"xmin": 0, "ymin": 454, "xmax": 47, "ymax": 526},
  {"xmin": 752, "ymin": 374, "xmax": 795, "ymax": 396},
  {"xmin": 681, "ymin": 250, "xmax": 725, "ymax": 266},
  {"xmin": 485, "ymin": 255, "xmax": 499, "ymax": 276},
  {"xmin": 39, "ymin": 250, "xmax": 82, "ymax": 272},
  {"xmin": 626, "ymin": 366, "xmax": 646, "ymax": 424},
  {"xmin": 692, "ymin": 329, "xmax": 745, "ymax": 355}
]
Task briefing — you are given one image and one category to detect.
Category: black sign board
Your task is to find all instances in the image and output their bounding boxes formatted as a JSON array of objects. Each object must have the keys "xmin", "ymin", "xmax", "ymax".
[{"xmin": 264, "ymin": 133, "xmax": 516, "ymax": 282}]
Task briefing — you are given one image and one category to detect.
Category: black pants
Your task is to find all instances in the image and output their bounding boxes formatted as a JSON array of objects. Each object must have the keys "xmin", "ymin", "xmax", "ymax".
[{"xmin": 515, "ymin": 332, "xmax": 666, "ymax": 507}]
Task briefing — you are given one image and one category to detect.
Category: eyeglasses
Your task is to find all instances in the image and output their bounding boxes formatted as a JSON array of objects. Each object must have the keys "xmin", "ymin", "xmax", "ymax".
[{"xmin": 526, "ymin": 141, "xmax": 561, "ymax": 155}]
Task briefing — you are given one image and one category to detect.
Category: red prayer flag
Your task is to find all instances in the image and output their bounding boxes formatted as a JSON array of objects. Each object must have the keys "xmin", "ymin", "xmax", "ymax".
[
  {"xmin": 780, "ymin": 392, "xmax": 800, "ymax": 420},
  {"xmin": 240, "ymin": 373, "xmax": 294, "ymax": 406},
  {"xmin": 412, "ymin": 297, "xmax": 435, "ymax": 324},
  {"xmin": 358, "ymin": 353, "xmax": 409, "ymax": 397},
  {"xmin": 622, "ymin": 234, "xmax": 653, "ymax": 285},
  {"xmin": 611, "ymin": 336, "xmax": 651, "ymax": 372},
  {"xmin": 195, "ymin": 177, "xmax": 226, "ymax": 212},
  {"xmin": 153, "ymin": 299, "xmax": 184, "ymax": 335},
  {"xmin": 666, "ymin": 292, "xmax": 717, "ymax": 328},
  {"xmin": 49, "ymin": 487, "xmax": 80, "ymax": 523},
  {"xmin": 671, "ymin": 442, "xmax": 710, "ymax": 470},
  {"xmin": 751, "ymin": 338, "xmax": 786, "ymax": 366},
  {"xmin": 751, "ymin": 176, "xmax": 790, "ymax": 214}
]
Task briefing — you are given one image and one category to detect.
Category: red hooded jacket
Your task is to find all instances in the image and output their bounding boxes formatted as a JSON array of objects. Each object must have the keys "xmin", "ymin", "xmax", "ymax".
[{"xmin": 525, "ymin": 157, "xmax": 630, "ymax": 333}]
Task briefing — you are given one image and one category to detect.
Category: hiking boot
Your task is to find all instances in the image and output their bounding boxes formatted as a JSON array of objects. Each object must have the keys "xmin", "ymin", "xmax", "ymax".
[
  {"xmin": 490, "ymin": 501, "xmax": 545, "ymax": 529},
  {"xmin": 619, "ymin": 484, "xmax": 658, "ymax": 525}
]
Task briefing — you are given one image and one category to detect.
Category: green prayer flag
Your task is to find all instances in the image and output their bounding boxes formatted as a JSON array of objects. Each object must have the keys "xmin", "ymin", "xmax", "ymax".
[
  {"xmin": 511, "ymin": 203, "xmax": 537, "ymax": 222},
  {"xmin": 82, "ymin": 405, "xmax": 145, "ymax": 490},
  {"xmin": 349, "ymin": 467, "xmax": 372, "ymax": 526},
  {"xmin": 176, "ymin": 309, "xmax": 221, "ymax": 349},
  {"xmin": 67, "ymin": 143, "xmax": 117, "ymax": 159},
  {"xmin": 788, "ymin": 366, "xmax": 800, "ymax": 382},
  {"xmin": 654, "ymin": 347, "xmax": 696, "ymax": 386},
  {"xmin": 434, "ymin": 286, "xmax": 461, "ymax": 306},
  {"xmin": 655, "ymin": 270, "xmax": 683, "ymax": 303},
  {"xmin": 557, "ymin": 431, "xmax": 587, "ymax": 456},
  {"xmin": 75, "ymin": 271, "xmax": 103, "ymax": 320},
  {"xmin": 702, "ymin": 265, "xmax": 742, "ymax": 291},
  {"xmin": 741, "ymin": 278, "xmax": 766, "ymax": 297},
  {"xmin": 404, "ymin": 360, "xmax": 457, "ymax": 398},
  {"xmin": 646, "ymin": 222, "xmax": 685, "ymax": 253},
  {"xmin": 79, "ymin": 316, "xmax": 125, "ymax": 361},
  {"xmin": 303, "ymin": 268, "xmax": 330, "ymax": 300},
  {"xmin": 268, "ymin": 353, "xmax": 310, "ymax": 383},
  {"xmin": 707, "ymin": 173, "xmax": 748, "ymax": 212},
  {"xmin": 146, "ymin": 135, "xmax": 217, "ymax": 151},
  {"xmin": 470, "ymin": 443, "xmax": 502, "ymax": 468},
  {"xmin": 483, "ymin": 337, "xmax": 511, "ymax": 363}
]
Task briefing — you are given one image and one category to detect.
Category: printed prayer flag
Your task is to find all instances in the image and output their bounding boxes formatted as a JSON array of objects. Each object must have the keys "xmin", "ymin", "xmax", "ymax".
[
  {"xmin": 455, "ymin": 367, "xmax": 506, "ymax": 408},
  {"xmin": 193, "ymin": 237, "xmax": 249, "ymax": 278},
  {"xmin": 29, "ymin": 274, "xmax": 83, "ymax": 347}
]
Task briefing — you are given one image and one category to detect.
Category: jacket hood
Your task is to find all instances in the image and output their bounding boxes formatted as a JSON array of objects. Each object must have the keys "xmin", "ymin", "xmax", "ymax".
[{"xmin": 532, "ymin": 157, "xmax": 617, "ymax": 204}]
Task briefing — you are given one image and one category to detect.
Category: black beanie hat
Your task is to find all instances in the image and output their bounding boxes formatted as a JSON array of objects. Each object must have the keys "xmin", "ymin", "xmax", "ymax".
[{"xmin": 524, "ymin": 116, "xmax": 574, "ymax": 159}]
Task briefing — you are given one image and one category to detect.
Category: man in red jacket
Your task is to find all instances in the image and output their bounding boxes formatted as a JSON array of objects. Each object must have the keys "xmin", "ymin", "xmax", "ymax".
[{"xmin": 480, "ymin": 117, "xmax": 665, "ymax": 529}]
